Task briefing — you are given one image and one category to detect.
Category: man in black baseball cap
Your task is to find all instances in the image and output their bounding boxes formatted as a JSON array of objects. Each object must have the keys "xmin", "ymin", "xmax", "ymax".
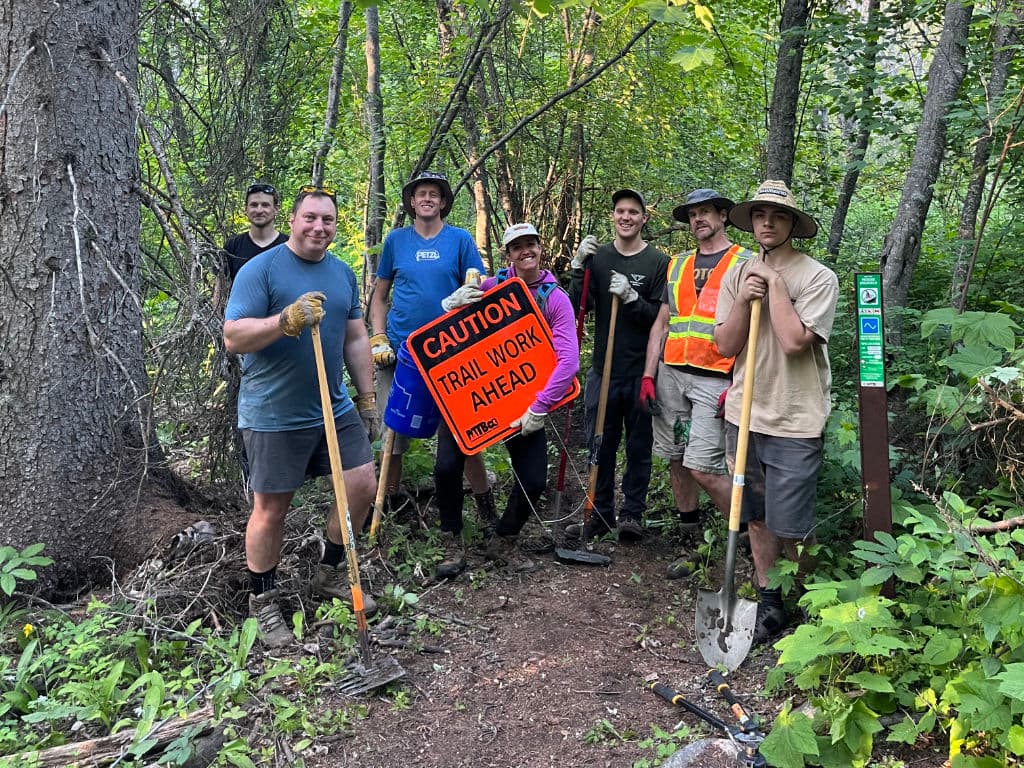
[{"xmin": 568, "ymin": 188, "xmax": 669, "ymax": 543}]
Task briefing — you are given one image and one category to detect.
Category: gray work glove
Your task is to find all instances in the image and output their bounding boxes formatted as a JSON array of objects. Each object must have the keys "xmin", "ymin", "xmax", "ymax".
[
  {"xmin": 279, "ymin": 291, "xmax": 326, "ymax": 336},
  {"xmin": 608, "ymin": 271, "xmax": 639, "ymax": 304},
  {"xmin": 441, "ymin": 284, "xmax": 484, "ymax": 312},
  {"xmin": 571, "ymin": 235, "xmax": 598, "ymax": 270},
  {"xmin": 512, "ymin": 407, "xmax": 546, "ymax": 435}
]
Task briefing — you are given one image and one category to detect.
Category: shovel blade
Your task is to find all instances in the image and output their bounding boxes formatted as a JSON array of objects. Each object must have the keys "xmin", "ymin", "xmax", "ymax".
[
  {"xmin": 554, "ymin": 546, "xmax": 611, "ymax": 567},
  {"xmin": 336, "ymin": 654, "xmax": 406, "ymax": 696},
  {"xmin": 695, "ymin": 587, "xmax": 758, "ymax": 671}
]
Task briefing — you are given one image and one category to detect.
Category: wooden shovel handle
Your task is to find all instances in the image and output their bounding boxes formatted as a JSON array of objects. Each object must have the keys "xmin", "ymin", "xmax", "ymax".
[
  {"xmin": 369, "ymin": 428, "xmax": 396, "ymax": 542},
  {"xmin": 728, "ymin": 298, "xmax": 761, "ymax": 534},
  {"xmin": 585, "ymin": 295, "xmax": 619, "ymax": 518}
]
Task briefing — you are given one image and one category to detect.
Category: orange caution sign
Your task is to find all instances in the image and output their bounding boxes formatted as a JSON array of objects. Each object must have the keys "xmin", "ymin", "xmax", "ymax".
[{"xmin": 406, "ymin": 277, "xmax": 580, "ymax": 454}]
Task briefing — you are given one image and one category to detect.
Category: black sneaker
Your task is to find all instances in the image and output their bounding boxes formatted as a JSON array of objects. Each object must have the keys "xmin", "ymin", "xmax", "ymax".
[
  {"xmin": 665, "ymin": 552, "xmax": 696, "ymax": 579},
  {"xmin": 564, "ymin": 517, "xmax": 613, "ymax": 541},
  {"xmin": 617, "ymin": 517, "xmax": 643, "ymax": 543},
  {"xmin": 436, "ymin": 531, "xmax": 467, "ymax": 579},
  {"xmin": 752, "ymin": 601, "xmax": 788, "ymax": 645}
]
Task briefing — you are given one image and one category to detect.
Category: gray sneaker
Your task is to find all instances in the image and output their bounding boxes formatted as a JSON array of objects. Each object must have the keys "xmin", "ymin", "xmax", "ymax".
[
  {"xmin": 311, "ymin": 563, "xmax": 378, "ymax": 618},
  {"xmin": 436, "ymin": 531, "xmax": 467, "ymax": 579},
  {"xmin": 485, "ymin": 535, "xmax": 538, "ymax": 573},
  {"xmin": 248, "ymin": 589, "xmax": 292, "ymax": 648}
]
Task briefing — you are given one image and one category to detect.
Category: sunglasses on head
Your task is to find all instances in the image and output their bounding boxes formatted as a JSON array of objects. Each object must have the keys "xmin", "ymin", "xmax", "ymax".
[
  {"xmin": 417, "ymin": 171, "xmax": 447, "ymax": 181},
  {"xmin": 298, "ymin": 184, "xmax": 336, "ymax": 200},
  {"xmin": 246, "ymin": 183, "xmax": 276, "ymax": 196}
]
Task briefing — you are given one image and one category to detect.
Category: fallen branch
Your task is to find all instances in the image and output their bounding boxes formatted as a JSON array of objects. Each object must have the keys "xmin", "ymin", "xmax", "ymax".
[
  {"xmin": 7, "ymin": 705, "xmax": 213, "ymax": 767},
  {"xmin": 970, "ymin": 515, "xmax": 1024, "ymax": 534}
]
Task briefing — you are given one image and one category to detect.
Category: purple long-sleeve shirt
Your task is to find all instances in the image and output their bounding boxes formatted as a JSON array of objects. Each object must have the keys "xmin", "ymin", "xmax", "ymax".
[{"xmin": 480, "ymin": 267, "xmax": 580, "ymax": 413}]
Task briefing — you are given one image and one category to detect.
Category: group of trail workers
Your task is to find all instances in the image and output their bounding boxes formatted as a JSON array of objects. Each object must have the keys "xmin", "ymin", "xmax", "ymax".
[{"xmin": 220, "ymin": 172, "xmax": 839, "ymax": 652}]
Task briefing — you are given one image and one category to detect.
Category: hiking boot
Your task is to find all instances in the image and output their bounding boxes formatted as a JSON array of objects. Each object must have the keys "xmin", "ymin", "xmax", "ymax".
[
  {"xmin": 752, "ymin": 601, "xmax": 788, "ymax": 646},
  {"xmin": 665, "ymin": 551, "xmax": 696, "ymax": 580},
  {"xmin": 474, "ymin": 489, "xmax": 498, "ymax": 526},
  {"xmin": 311, "ymin": 563, "xmax": 378, "ymax": 618},
  {"xmin": 248, "ymin": 589, "xmax": 292, "ymax": 648},
  {"xmin": 485, "ymin": 535, "xmax": 538, "ymax": 573},
  {"xmin": 436, "ymin": 531, "xmax": 467, "ymax": 579},
  {"xmin": 565, "ymin": 516, "xmax": 613, "ymax": 542},
  {"xmin": 617, "ymin": 516, "xmax": 643, "ymax": 543}
]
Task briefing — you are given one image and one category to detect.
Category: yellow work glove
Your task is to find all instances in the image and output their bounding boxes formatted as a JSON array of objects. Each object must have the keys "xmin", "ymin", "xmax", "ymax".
[
  {"xmin": 355, "ymin": 392, "xmax": 382, "ymax": 442},
  {"xmin": 279, "ymin": 291, "xmax": 326, "ymax": 337},
  {"xmin": 370, "ymin": 332, "xmax": 396, "ymax": 368}
]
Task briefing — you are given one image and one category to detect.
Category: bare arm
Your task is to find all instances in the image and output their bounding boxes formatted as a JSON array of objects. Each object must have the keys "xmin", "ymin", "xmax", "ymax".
[
  {"xmin": 344, "ymin": 317, "xmax": 375, "ymax": 395},
  {"xmin": 368, "ymin": 277, "xmax": 392, "ymax": 336},
  {"xmin": 643, "ymin": 303, "xmax": 669, "ymax": 377},
  {"xmin": 224, "ymin": 314, "xmax": 286, "ymax": 355}
]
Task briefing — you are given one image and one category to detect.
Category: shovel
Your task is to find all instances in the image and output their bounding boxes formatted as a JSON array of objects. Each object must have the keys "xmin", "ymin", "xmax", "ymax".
[
  {"xmin": 311, "ymin": 325, "xmax": 405, "ymax": 694},
  {"xmin": 368, "ymin": 427, "xmax": 396, "ymax": 544},
  {"xmin": 554, "ymin": 292, "xmax": 616, "ymax": 568},
  {"xmin": 695, "ymin": 298, "xmax": 761, "ymax": 671}
]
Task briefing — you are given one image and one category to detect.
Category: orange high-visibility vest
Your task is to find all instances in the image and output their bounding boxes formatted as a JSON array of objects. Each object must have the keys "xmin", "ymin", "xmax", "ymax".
[{"xmin": 663, "ymin": 244, "xmax": 751, "ymax": 374}]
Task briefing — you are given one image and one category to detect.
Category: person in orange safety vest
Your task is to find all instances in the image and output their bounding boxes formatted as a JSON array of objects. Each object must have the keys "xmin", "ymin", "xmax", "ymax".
[{"xmin": 641, "ymin": 189, "xmax": 753, "ymax": 579}]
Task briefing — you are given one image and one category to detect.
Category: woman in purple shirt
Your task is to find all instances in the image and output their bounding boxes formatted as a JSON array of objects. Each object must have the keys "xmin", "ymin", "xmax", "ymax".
[{"xmin": 434, "ymin": 223, "xmax": 580, "ymax": 576}]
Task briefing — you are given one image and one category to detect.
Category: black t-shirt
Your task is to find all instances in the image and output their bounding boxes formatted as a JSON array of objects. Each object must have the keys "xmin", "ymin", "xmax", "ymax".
[
  {"xmin": 569, "ymin": 242, "xmax": 670, "ymax": 379},
  {"xmin": 223, "ymin": 232, "xmax": 288, "ymax": 279}
]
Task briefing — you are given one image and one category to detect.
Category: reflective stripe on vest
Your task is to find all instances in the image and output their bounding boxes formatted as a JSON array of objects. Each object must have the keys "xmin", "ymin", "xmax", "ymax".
[{"xmin": 664, "ymin": 244, "xmax": 751, "ymax": 374}]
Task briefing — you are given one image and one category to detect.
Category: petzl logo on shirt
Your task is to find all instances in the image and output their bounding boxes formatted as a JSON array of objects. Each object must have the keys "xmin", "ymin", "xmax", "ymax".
[{"xmin": 416, "ymin": 249, "xmax": 441, "ymax": 262}]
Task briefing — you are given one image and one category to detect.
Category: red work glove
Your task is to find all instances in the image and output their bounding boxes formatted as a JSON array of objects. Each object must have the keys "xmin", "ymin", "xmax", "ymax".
[
  {"xmin": 715, "ymin": 387, "xmax": 728, "ymax": 419},
  {"xmin": 639, "ymin": 376, "xmax": 657, "ymax": 414}
]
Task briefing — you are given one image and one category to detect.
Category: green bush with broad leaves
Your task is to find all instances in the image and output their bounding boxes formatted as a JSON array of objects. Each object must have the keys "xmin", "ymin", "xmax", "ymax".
[{"xmin": 759, "ymin": 306, "xmax": 1024, "ymax": 768}]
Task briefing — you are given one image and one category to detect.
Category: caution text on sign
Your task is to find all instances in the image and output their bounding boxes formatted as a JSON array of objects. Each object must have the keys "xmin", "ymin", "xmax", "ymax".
[{"xmin": 406, "ymin": 277, "xmax": 579, "ymax": 454}]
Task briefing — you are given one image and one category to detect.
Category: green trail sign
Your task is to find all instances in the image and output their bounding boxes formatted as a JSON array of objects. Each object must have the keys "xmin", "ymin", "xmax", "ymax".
[{"xmin": 856, "ymin": 273, "xmax": 884, "ymax": 387}]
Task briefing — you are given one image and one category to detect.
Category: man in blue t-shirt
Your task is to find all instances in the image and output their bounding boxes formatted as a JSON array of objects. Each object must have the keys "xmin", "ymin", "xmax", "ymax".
[
  {"xmin": 225, "ymin": 187, "xmax": 382, "ymax": 648},
  {"xmin": 368, "ymin": 170, "xmax": 493, "ymax": 577}
]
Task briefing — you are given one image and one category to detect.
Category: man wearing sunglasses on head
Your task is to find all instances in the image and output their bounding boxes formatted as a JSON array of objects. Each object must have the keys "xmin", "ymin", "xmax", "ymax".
[
  {"xmin": 368, "ymin": 170, "xmax": 496, "ymax": 578},
  {"xmin": 225, "ymin": 185, "xmax": 381, "ymax": 648},
  {"xmin": 224, "ymin": 183, "xmax": 289, "ymax": 281}
]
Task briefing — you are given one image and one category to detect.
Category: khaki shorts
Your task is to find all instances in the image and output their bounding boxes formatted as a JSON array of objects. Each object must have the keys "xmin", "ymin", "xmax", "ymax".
[
  {"xmin": 374, "ymin": 362, "xmax": 412, "ymax": 455},
  {"xmin": 651, "ymin": 363, "xmax": 729, "ymax": 474}
]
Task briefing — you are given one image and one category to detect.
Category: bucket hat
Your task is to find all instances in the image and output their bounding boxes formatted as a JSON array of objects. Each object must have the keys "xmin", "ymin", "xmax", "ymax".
[
  {"xmin": 501, "ymin": 222, "xmax": 540, "ymax": 248},
  {"xmin": 402, "ymin": 171, "xmax": 454, "ymax": 219},
  {"xmin": 611, "ymin": 188, "xmax": 647, "ymax": 212},
  {"xmin": 672, "ymin": 188, "xmax": 735, "ymax": 223},
  {"xmin": 728, "ymin": 180, "xmax": 817, "ymax": 239}
]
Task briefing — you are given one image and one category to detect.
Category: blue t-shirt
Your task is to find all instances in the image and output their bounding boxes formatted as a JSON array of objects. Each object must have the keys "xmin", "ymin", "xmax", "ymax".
[
  {"xmin": 377, "ymin": 223, "xmax": 485, "ymax": 348},
  {"xmin": 226, "ymin": 244, "xmax": 362, "ymax": 431}
]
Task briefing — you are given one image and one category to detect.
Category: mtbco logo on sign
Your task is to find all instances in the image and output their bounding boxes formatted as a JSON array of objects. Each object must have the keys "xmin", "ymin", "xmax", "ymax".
[{"xmin": 406, "ymin": 277, "xmax": 579, "ymax": 455}]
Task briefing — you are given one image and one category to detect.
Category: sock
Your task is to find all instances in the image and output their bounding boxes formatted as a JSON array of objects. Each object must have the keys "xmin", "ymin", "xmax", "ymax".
[
  {"xmin": 759, "ymin": 586, "xmax": 783, "ymax": 608},
  {"xmin": 249, "ymin": 567, "xmax": 277, "ymax": 596},
  {"xmin": 679, "ymin": 509, "xmax": 700, "ymax": 526},
  {"xmin": 321, "ymin": 538, "xmax": 345, "ymax": 568}
]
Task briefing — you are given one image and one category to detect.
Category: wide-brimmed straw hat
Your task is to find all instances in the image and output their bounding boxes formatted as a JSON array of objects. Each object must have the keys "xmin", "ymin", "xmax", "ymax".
[
  {"xmin": 728, "ymin": 180, "xmax": 818, "ymax": 239},
  {"xmin": 672, "ymin": 188, "xmax": 735, "ymax": 223},
  {"xmin": 402, "ymin": 170, "xmax": 454, "ymax": 219}
]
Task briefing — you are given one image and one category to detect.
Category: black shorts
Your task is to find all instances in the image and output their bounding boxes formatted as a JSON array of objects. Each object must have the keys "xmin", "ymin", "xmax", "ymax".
[{"xmin": 242, "ymin": 408, "xmax": 373, "ymax": 494}]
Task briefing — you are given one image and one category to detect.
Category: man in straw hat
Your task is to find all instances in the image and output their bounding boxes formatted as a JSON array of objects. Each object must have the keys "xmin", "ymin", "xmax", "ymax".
[
  {"xmin": 713, "ymin": 179, "xmax": 838, "ymax": 645},
  {"xmin": 641, "ymin": 189, "xmax": 753, "ymax": 579},
  {"xmin": 368, "ymin": 170, "xmax": 496, "ymax": 576}
]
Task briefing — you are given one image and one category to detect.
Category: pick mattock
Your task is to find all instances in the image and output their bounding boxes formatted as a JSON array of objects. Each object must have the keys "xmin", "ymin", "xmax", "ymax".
[
  {"xmin": 369, "ymin": 427, "xmax": 396, "ymax": 544},
  {"xmin": 311, "ymin": 325, "xmax": 405, "ymax": 694},
  {"xmin": 551, "ymin": 266, "xmax": 591, "ymax": 521},
  {"xmin": 695, "ymin": 295, "xmax": 761, "ymax": 671},
  {"xmin": 554, "ymin": 292, "xmax": 616, "ymax": 567}
]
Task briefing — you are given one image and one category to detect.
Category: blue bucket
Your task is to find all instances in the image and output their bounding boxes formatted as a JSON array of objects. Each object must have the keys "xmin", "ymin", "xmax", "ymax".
[{"xmin": 383, "ymin": 341, "xmax": 441, "ymax": 438}]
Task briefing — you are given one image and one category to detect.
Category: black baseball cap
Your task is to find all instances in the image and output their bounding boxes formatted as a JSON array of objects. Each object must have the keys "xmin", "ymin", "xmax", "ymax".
[{"xmin": 611, "ymin": 188, "xmax": 646, "ymax": 212}]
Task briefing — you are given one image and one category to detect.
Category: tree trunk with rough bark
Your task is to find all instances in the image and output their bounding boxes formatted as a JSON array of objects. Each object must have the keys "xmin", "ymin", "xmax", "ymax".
[
  {"xmin": 950, "ymin": 3, "xmax": 1021, "ymax": 311},
  {"xmin": 766, "ymin": 0, "xmax": 810, "ymax": 184},
  {"xmin": 827, "ymin": 0, "xmax": 882, "ymax": 257},
  {"xmin": 365, "ymin": 5, "xmax": 386, "ymax": 288},
  {"xmin": 880, "ymin": 0, "xmax": 973, "ymax": 337},
  {"xmin": 0, "ymin": 0, "xmax": 172, "ymax": 593}
]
